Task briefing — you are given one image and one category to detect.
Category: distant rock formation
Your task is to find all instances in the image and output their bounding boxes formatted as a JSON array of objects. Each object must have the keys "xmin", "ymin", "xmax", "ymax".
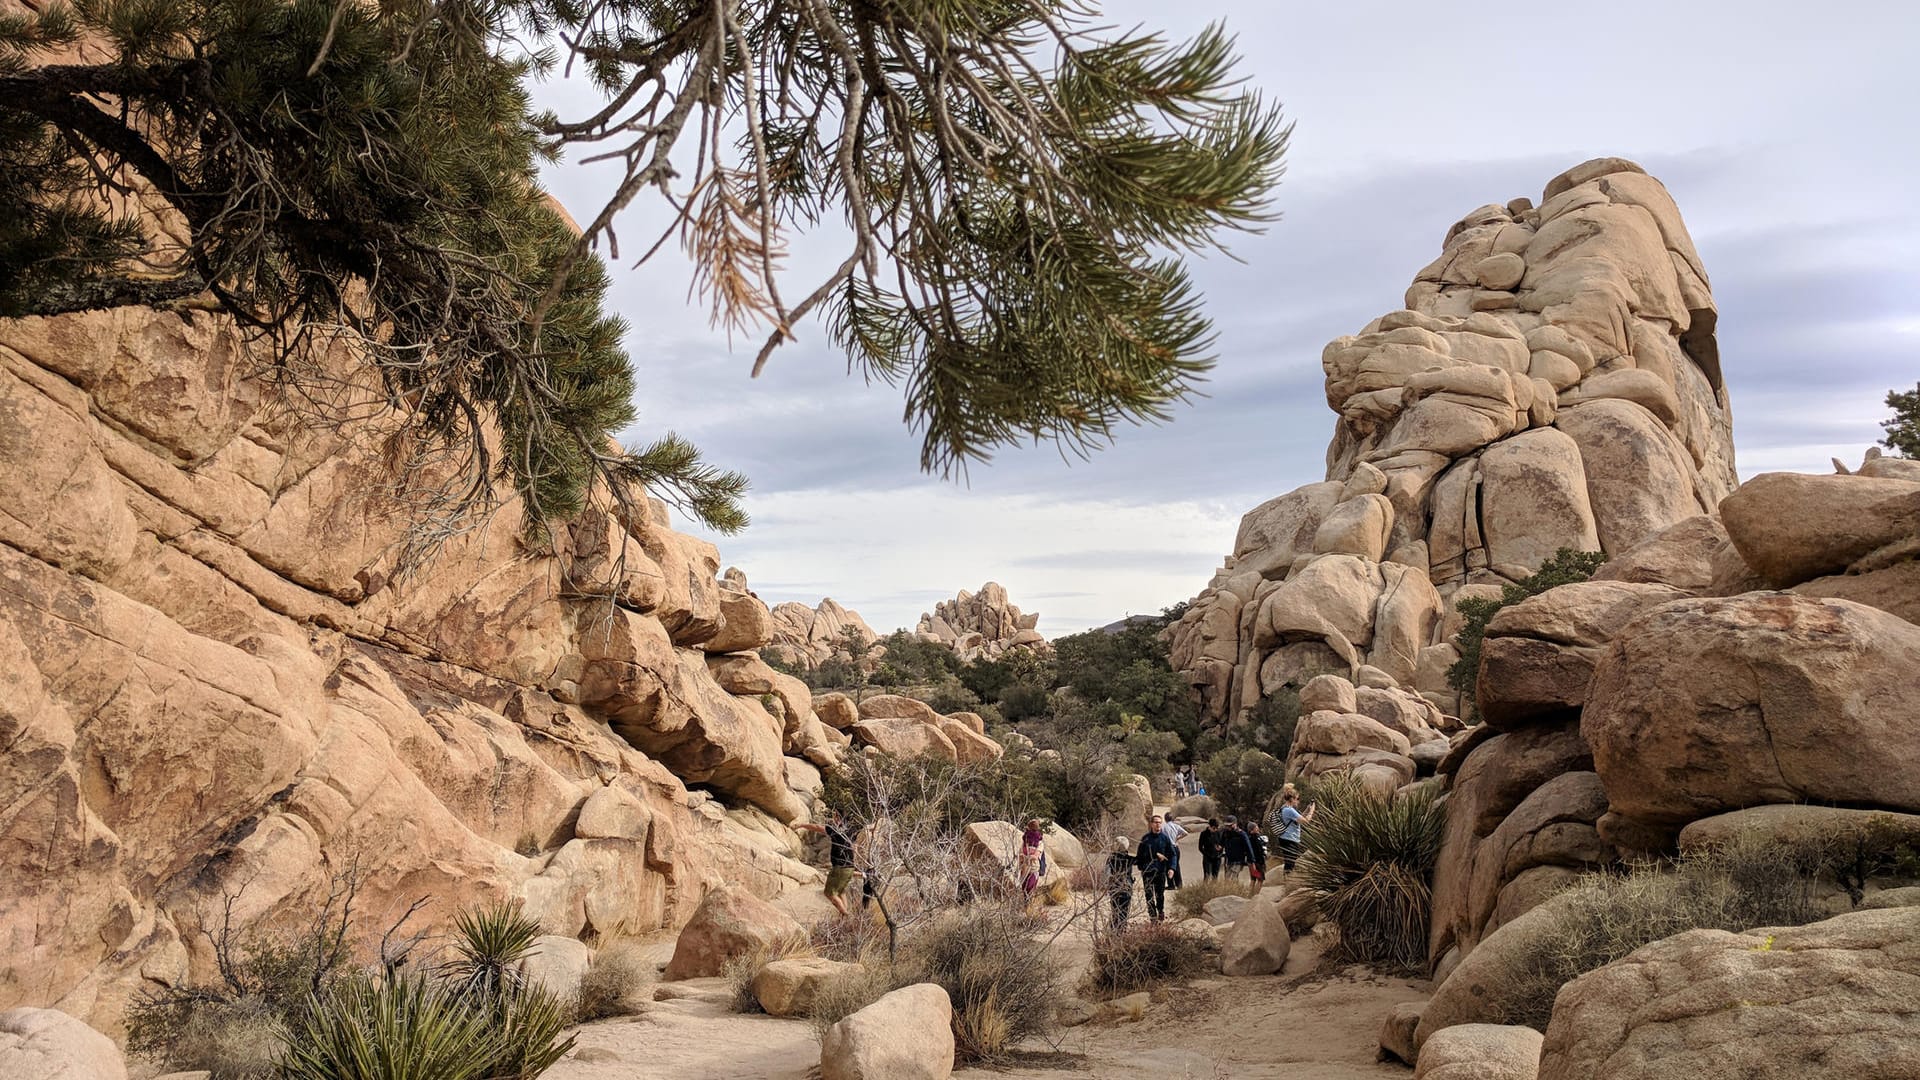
[
  {"xmin": 915, "ymin": 582, "xmax": 1048, "ymax": 662},
  {"xmin": 764, "ymin": 595, "xmax": 878, "ymax": 670},
  {"xmin": 1169, "ymin": 157, "xmax": 1736, "ymax": 725}
]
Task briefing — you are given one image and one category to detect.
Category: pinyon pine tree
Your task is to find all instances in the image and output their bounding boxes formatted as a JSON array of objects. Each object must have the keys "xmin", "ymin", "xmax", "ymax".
[{"xmin": 1, "ymin": 0, "xmax": 1289, "ymax": 538}]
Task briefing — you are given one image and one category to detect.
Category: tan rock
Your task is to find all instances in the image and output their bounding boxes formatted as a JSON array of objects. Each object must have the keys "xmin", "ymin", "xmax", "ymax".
[
  {"xmin": 1313, "ymin": 493, "xmax": 1395, "ymax": 561},
  {"xmin": 1380, "ymin": 1001, "xmax": 1423, "ymax": 1065},
  {"xmin": 1219, "ymin": 892, "xmax": 1291, "ymax": 976},
  {"xmin": 1416, "ymin": 1023, "xmax": 1542, "ymax": 1080},
  {"xmin": 0, "ymin": 1007, "xmax": 126, "ymax": 1080},
  {"xmin": 816, "ymin": 693, "xmax": 859, "ymax": 730},
  {"xmin": 703, "ymin": 589, "xmax": 775, "ymax": 653},
  {"xmin": 1299, "ymin": 674, "xmax": 1359, "ymax": 714},
  {"xmin": 1554, "ymin": 400, "xmax": 1704, "ymax": 555},
  {"xmin": 1583, "ymin": 595, "xmax": 1920, "ymax": 839},
  {"xmin": 935, "ymin": 717, "xmax": 1004, "ymax": 765},
  {"xmin": 1538, "ymin": 908, "xmax": 1920, "ymax": 1080},
  {"xmin": 1476, "ymin": 429, "xmax": 1599, "ymax": 573},
  {"xmin": 1588, "ymin": 514, "xmax": 1728, "ymax": 593},
  {"xmin": 517, "ymin": 935, "xmax": 592, "ymax": 1001},
  {"xmin": 1676, "ymin": 804, "xmax": 1920, "ymax": 856},
  {"xmin": 663, "ymin": 885, "xmax": 806, "ymax": 981},
  {"xmin": 1294, "ymin": 711, "xmax": 1413, "ymax": 757},
  {"xmin": 1793, "ymin": 559, "xmax": 1920, "ymax": 626},
  {"xmin": 1719, "ymin": 472, "xmax": 1920, "ymax": 588},
  {"xmin": 1234, "ymin": 482, "xmax": 1345, "ymax": 577},
  {"xmin": 850, "ymin": 717, "xmax": 958, "ymax": 763},
  {"xmin": 753, "ymin": 956, "xmax": 863, "ymax": 1019},
  {"xmin": 820, "ymin": 983, "xmax": 954, "ymax": 1080}
]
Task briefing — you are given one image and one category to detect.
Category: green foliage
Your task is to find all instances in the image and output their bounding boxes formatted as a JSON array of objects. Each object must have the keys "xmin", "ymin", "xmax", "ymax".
[
  {"xmin": 1294, "ymin": 777, "xmax": 1446, "ymax": 972},
  {"xmin": 923, "ymin": 680, "xmax": 983, "ymax": 716},
  {"xmin": 996, "ymin": 680, "xmax": 1054, "ymax": 723},
  {"xmin": 1447, "ymin": 548, "xmax": 1608, "ymax": 716},
  {"xmin": 1051, "ymin": 613, "xmax": 1201, "ymax": 749},
  {"xmin": 0, "ymin": 2, "xmax": 748, "ymax": 539},
  {"xmin": 1196, "ymin": 689, "xmax": 1300, "ymax": 760},
  {"xmin": 443, "ymin": 904, "xmax": 541, "ymax": 1000},
  {"xmin": 1882, "ymin": 382, "xmax": 1920, "ymax": 458},
  {"xmin": 874, "ymin": 631, "xmax": 961, "ymax": 686},
  {"xmin": 1086, "ymin": 921, "xmax": 1212, "ymax": 996},
  {"xmin": 1196, "ymin": 746, "xmax": 1288, "ymax": 822},
  {"xmin": 1485, "ymin": 830, "xmax": 1829, "ymax": 1032},
  {"xmin": 278, "ymin": 971, "xmax": 571, "ymax": 1080},
  {"xmin": 821, "ymin": 731, "xmax": 1126, "ymax": 834}
]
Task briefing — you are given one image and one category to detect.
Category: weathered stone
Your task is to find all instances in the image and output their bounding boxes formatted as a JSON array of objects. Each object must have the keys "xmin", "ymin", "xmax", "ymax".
[
  {"xmin": 1720, "ymin": 471, "xmax": 1920, "ymax": 588},
  {"xmin": 1476, "ymin": 429, "xmax": 1599, "ymax": 573},
  {"xmin": 850, "ymin": 716, "xmax": 959, "ymax": 763},
  {"xmin": 1379, "ymin": 1001, "xmax": 1423, "ymax": 1065},
  {"xmin": 1588, "ymin": 514, "xmax": 1728, "ymax": 593},
  {"xmin": 663, "ymin": 885, "xmax": 805, "ymax": 981},
  {"xmin": 820, "ymin": 983, "xmax": 955, "ymax": 1080},
  {"xmin": 753, "ymin": 956, "xmax": 864, "ymax": 1018},
  {"xmin": 1299, "ymin": 674, "xmax": 1359, "ymax": 715},
  {"xmin": 1219, "ymin": 892, "xmax": 1291, "ymax": 976},
  {"xmin": 1538, "ymin": 908, "xmax": 1920, "ymax": 1080},
  {"xmin": 0, "ymin": 1008, "xmax": 126, "ymax": 1080},
  {"xmin": 816, "ymin": 693, "xmax": 859, "ymax": 729},
  {"xmin": 1416, "ymin": 1023, "xmax": 1543, "ymax": 1080},
  {"xmin": 517, "ymin": 935, "xmax": 592, "ymax": 1002}
]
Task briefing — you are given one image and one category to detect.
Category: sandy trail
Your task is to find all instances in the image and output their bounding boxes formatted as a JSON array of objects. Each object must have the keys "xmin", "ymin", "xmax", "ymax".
[{"xmin": 546, "ymin": 966, "xmax": 1426, "ymax": 1080}]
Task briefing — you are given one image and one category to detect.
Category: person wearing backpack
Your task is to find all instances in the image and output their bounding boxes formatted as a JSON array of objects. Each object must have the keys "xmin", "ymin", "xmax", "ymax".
[
  {"xmin": 1198, "ymin": 818, "xmax": 1226, "ymax": 880},
  {"xmin": 1105, "ymin": 835, "xmax": 1137, "ymax": 929},
  {"xmin": 1219, "ymin": 814, "xmax": 1252, "ymax": 879}
]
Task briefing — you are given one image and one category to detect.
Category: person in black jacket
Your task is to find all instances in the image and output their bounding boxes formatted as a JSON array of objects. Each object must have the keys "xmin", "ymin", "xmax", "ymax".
[
  {"xmin": 1105, "ymin": 835, "xmax": 1137, "ymax": 930},
  {"xmin": 1243, "ymin": 818, "xmax": 1270, "ymax": 892},
  {"xmin": 1136, "ymin": 815, "xmax": 1178, "ymax": 921},
  {"xmin": 1197, "ymin": 818, "xmax": 1225, "ymax": 880},
  {"xmin": 1219, "ymin": 814, "xmax": 1253, "ymax": 879}
]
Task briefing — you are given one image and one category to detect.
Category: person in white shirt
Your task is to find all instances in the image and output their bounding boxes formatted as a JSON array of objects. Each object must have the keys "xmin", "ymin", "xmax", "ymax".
[{"xmin": 1158, "ymin": 815, "xmax": 1189, "ymax": 889}]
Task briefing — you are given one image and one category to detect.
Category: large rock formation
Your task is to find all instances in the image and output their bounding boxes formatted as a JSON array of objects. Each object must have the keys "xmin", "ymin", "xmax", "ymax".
[
  {"xmin": 764, "ymin": 597, "xmax": 878, "ymax": 671},
  {"xmin": 915, "ymin": 582, "xmax": 1048, "ymax": 662},
  {"xmin": 1170, "ymin": 157, "xmax": 1734, "ymax": 726},
  {"xmin": 0, "ymin": 303, "xmax": 844, "ymax": 1032}
]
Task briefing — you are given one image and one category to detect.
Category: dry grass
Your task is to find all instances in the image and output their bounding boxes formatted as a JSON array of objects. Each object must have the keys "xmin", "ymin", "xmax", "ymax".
[
  {"xmin": 1085, "ymin": 922, "xmax": 1212, "ymax": 997},
  {"xmin": 724, "ymin": 932, "xmax": 815, "ymax": 1014},
  {"xmin": 904, "ymin": 903, "xmax": 1061, "ymax": 1064},
  {"xmin": 1169, "ymin": 877, "xmax": 1253, "ymax": 921},
  {"xmin": 574, "ymin": 941, "xmax": 655, "ymax": 1021},
  {"xmin": 805, "ymin": 964, "xmax": 895, "ymax": 1039}
]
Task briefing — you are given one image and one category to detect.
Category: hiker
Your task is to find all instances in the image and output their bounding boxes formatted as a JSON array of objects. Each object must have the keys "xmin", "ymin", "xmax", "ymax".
[
  {"xmin": 1136, "ymin": 814, "xmax": 1177, "ymax": 921},
  {"xmin": 1271, "ymin": 785, "xmax": 1316, "ymax": 875},
  {"xmin": 1018, "ymin": 818, "xmax": 1047, "ymax": 897},
  {"xmin": 1244, "ymin": 816, "xmax": 1270, "ymax": 892},
  {"xmin": 1198, "ymin": 817, "xmax": 1225, "ymax": 880},
  {"xmin": 1220, "ymin": 814, "xmax": 1252, "ymax": 879},
  {"xmin": 1105, "ymin": 835, "xmax": 1137, "ymax": 929},
  {"xmin": 1158, "ymin": 814, "xmax": 1189, "ymax": 890},
  {"xmin": 795, "ymin": 811, "xmax": 860, "ymax": 916}
]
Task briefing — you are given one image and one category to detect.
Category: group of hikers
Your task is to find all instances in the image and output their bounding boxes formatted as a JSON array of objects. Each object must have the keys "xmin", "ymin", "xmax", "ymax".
[
  {"xmin": 1103, "ymin": 784, "xmax": 1317, "ymax": 927},
  {"xmin": 800, "ymin": 782, "xmax": 1318, "ymax": 931}
]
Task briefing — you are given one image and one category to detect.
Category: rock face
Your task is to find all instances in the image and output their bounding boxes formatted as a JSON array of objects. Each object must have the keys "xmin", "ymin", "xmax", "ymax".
[
  {"xmin": 820, "ymin": 983, "xmax": 955, "ymax": 1080},
  {"xmin": 764, "ymin": 598, "xmax": 878, "ymax": 671},
  {"xmin": 0, "ymin": 1008, "xmax": 127, "ymax": 1080},
  {"xmin": 0, "ymin": 302, "xmax": 839, "ymax": 1031},
  {"xmin": 1170, "ymin": 157, "xmax": 1734, "ymax": 728},
  {"xmin": 1537, "ymin": 907, "xmax": 1920, "ymax": 1080},
  {"xmin": 915, "ymin": 582, "xmax": 1049, "ymax": 662},
  {"xmin": 843, "ymin": 694, "xmax": 1006, "ymax": 765}
]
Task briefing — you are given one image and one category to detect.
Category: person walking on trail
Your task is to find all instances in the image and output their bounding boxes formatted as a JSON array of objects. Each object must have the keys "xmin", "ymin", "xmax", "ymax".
[
  {"xmin": 1270, "ymin": 785, "xmax": 1316, "ymax": 876},
  {"xmin": 795, "ymin": 812, "xmax": 861, "ymax": 916},
  {"xmin": 1105, "ymin": 835, "xmax": 1137, "ymax": 930},
  {"xmin": 1136, "ymin": 815, "xmax": 1177, "ymax": 922},
  {"xmin": 1243, "ymin": 817, "xmax": 1270, "ymax": 892},
  {"xmin": 1018, "ymin": 818, "xmax": 1047, "ymax": 898},
  {"xmin": 1158, "ymin": 814, "xmax": 1189, "ymax": 890},
  {"xmin": 1219, "ymin": 814, "xmax": 1252, "ymax": 879},
  {"xmin": 1198, "ymin": 817, "xmax": 1225, "ymax": 880}
]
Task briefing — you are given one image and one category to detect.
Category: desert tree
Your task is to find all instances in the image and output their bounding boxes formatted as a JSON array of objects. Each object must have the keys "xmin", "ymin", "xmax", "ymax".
[
  {"xmin": 1, "ymin": 0, "xmax": 1288, "ymax": 540},
  {"xmin": 1882, "ymin": 382, "xmax": 1920, "ymax": 458}
]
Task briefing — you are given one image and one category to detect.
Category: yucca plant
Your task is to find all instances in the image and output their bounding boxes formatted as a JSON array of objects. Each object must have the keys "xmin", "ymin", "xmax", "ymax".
[
  {"xmin": 278, "ymin": 974, "xmax": 509, "ymax": 1080},
  {"xmin": 475, "ymin": 981, "xmax": 577, "ymax": 1080},
  {"xmin": 444, "ymin": 904, "xmax": 542, "ymax": 1001},
  {"xmin": 1293, "ymin": 776, "xmax": 1446, "ymax": 972}
]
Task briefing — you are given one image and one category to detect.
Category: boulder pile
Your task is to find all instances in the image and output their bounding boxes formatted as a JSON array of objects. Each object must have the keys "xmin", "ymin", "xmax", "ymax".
[
  {"xmin": 915, "ymin": 582, "xmax": 1049, "ymax": 662},
  {"xmin": 764, "ymin": 596, "xmax": 879, "ymax": 671}
]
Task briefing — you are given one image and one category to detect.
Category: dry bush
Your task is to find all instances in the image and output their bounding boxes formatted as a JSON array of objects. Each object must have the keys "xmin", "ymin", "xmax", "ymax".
[
  {"xmin": 574, "ymin": 941, "xmax": 655, "ymax": 1021},
  {"xmin": 1169, "ymin": 878, "xmax": 1253, "ymax": 921},
  {"xmin": 724, "ymin": 932, "xmax": 815, "ymax": 1014},
  {"xmin": 805, "ymin": 963, "xmax": 896, "ymax": 1038},
  {"xmin": 1085, "ymin": 922, "xmax": 1212, "ymax": 997},
  {"xmin": 1293, "ymin": 777, "xmax": 1444, "ymax": 972},
  {"xmin": 155, "ymin": 998, "xmax": 284, "ymax": 1080},
  {"xmin": 903, "ymin": 903, "xmax": 1061, "ymax": 1064},
  {"xmin": 1489, "ymin": 829, "xmax": 1827, "ymax": 1032}
]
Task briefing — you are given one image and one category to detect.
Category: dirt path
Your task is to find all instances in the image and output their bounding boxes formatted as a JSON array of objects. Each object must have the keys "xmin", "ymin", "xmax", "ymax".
[{"xmin": 547, "ymin": 967, "xmax": 1425, "ymax": 1080}]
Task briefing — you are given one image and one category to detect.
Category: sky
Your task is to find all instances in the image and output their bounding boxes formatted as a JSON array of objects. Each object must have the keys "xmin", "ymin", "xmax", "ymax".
[{"xmin": 532, "ymin": 0, "xmax": 1920, "ymax": 637}]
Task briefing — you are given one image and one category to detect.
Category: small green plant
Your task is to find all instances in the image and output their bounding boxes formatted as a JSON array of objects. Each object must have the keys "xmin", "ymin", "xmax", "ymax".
[
  {"xmin": 1169, "ymin": 877, "xmax": 1253, "ymax": 921},
  {"xmin": 278, "ymin": 974, "xmax": 521, "ymax": 1080},
  {"xmin": 1293, "ymin": 777, "xmax": 1445, "ymax": 972},
  {"xmin": 443, "ymin": 903, "xmax": 542, "ymax": 1000},
  {"xmin": 1447, "ymin": 547, "xmax": 1607, "ymax": 717},
  {"xmin": 1085, "ymin": 922, "xmax": 1212, "ymax": 995}
]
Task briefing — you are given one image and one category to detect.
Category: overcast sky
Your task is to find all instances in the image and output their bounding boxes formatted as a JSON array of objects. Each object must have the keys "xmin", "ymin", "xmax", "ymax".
[{"xmin": 534, "ymin": 0, "xmax": 1920, "ymax": 637}]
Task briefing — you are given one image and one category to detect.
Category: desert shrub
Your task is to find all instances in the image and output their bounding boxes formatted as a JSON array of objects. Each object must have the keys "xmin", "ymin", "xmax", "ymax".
[
  {"xmin": 574, "ymin": 942, "xmax": 654, "ymax": 1021},
  {"xmin": 1196, "ymin": 746, "xmax": 1288, "ymax": 822},
  {"xmin": 443, "ymin": 903, "xmax": 541, "ymax": 999},
  {"xmin": 997, "ymin": 680, "xmax": 1054, "ymax": 723},
  {"xmin": 1169, "ymin": 877, "xmax": 1254, "ymax": 922},
  {"xmin": 279, "ymin": 971, "xmax": 572, "ymax": 1080},
  {"xmin": 1294, "ymin": 777, "xmax": 1445, "ymax": 971},
  {"xmin": 924, "ymin": 679, "xmax": 982, "ymax": 715},
  {"xmin": 1487, "ymin": 830, "xmax": 1827, "ymax": 1031},
  {"xmin": 805, "ymin": 964, "xmax": 896, "ymax": 1038},
  {"xmin": 723, "ymin": 932, "xmax": 814, "ymax": 1014},
  {"xmin": 1085, "ymin": 922, "xmax": 1212, "ymax": 996},
  {"xmin": 1447, "ymin": 548, "xmax": 1607, "ymax": 715},
  {"xmin": 904, "ymin": 904, "xmax": 1061, "ymax": 1063}
]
